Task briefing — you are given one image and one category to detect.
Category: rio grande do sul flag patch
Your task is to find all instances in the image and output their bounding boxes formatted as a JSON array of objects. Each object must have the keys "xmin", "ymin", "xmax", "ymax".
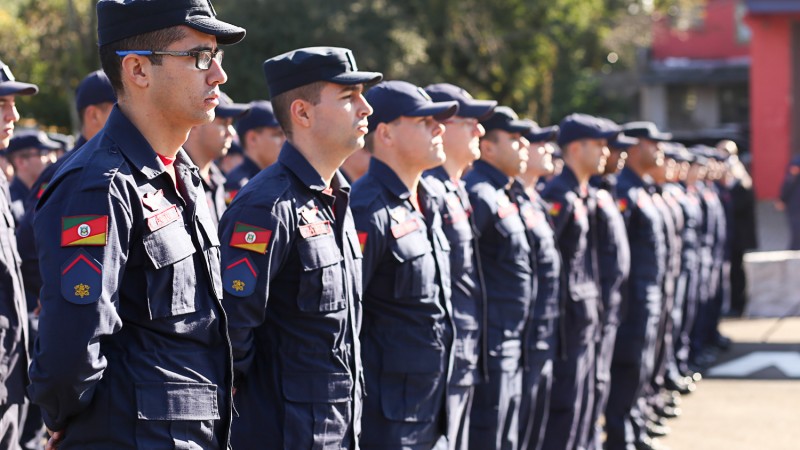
[
  {"xmin": 61, "ymin": 215, "xmax": 108, "ymax": 247},
  {"xmin": 229, "ymin": 222, "xmax": 272, "ymax": 254}
]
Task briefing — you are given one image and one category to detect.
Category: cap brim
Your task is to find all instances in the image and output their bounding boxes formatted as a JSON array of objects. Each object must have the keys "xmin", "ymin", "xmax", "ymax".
[
  {"xmin": 504, "ymin": 119, "xmax": 534, "ymax": 134},
  {"xmin": 0, "ymin": 81, "xmax": 39, "ymax": 97},
  {"xmin": 459, "ymin": 99, "xmax": 497, "ymax": 120},
  {"xmin": 216, "ymin": 103, "xmax": 251, "ymax": 118},
  {"xmin": 329, "ymin": 71, "xmax": 384, "ymax": 87},
  {"xmin": 187, "ymin": 17, "xmax": 246, "ymax": 45},
  {"xmin": 407, "ymin": 101, "xmax": 459, "ymax": 121},
  {"xmin": 525, "ymin": 125, "xmax": 559, "ymax": 143}
]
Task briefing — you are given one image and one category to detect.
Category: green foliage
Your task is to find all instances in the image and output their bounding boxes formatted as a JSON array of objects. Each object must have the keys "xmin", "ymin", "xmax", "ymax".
[{"xmin": 2, "ymin": 0, "xmax": 698, "ymax": 130}]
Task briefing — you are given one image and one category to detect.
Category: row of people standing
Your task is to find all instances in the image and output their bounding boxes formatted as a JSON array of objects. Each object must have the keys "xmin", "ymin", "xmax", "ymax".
[{"xmin": 0, "ymin": 1, "xmax": 748, "ymax": 449}]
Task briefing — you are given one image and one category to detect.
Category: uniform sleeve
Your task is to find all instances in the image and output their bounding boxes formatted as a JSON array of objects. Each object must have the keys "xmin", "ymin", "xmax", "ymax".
[
  {"xmin": 466, "ymin": 187, "xmax": 493, "ymax": 238},
  {"xmin": 218, "ymin": 202, "xmax": 290, "ymax": 382},
  {"xmin": 352, "ymin": 205, "xmax": 388, "ymax": 290},
  {"xmin": 27, "ymin": 180, "xmax": 129, "ymax": 432},
  {"xmin": 547, "ymin": 195, "xmax": 575, "ymax": 242}
]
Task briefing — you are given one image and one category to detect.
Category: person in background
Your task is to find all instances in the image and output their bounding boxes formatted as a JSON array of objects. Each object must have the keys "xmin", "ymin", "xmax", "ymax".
[
  {"xmin": 353, "ymin": 80, "xmax": 457, "ymax": 450},
  {"xmin": 423, "ymin": 82, "xmax": 496, "ymax": 450},
  {"xmin": 4, "ymin": 131, "xmax": 58, "ymax": 223},
  {"xmin": 0, "ymin": 56, "xmax": 36, "ymax": 450}
]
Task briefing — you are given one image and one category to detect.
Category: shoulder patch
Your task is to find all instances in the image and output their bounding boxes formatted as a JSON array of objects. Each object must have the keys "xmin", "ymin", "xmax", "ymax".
[
  {"xmin": 61, "ymin": 215, "xmax": 108, "ymax": 247},
  {"xmin": 617, "ymin": 198, "xmax": 628, "ymax": 212},
  {"xmin": 225, "ymin": 189, "xmax": 238, "ymax": 205},
  {"xmin": 223, "ymin": 256, "xmax": 258, "ymax": 297},
  {"xmin": 549, "ymin": 202, "xmax": 562, "ymax": 216},
  {"xmin": 357, "ymin": 231, "xmax": 368, "ymax": 252},
  {"xmin": 61, "ymin": 250, "xmax": 103, "ymax": 304},
  {"xmin": 230, "ymin": 222, "xmax": 272, "ymax": 254}
]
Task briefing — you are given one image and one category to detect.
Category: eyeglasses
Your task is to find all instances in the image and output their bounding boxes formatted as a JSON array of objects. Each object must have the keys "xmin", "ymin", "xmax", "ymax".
[{"xmin": 115, "ymin": 49, "xmax": 224, "ymax": 70}]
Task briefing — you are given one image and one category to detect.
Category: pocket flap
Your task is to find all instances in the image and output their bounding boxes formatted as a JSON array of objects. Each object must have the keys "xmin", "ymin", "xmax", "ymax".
[
  {"xmin": 282, "ymin": 372, "xmax": 353, "ymax": 403},
  {"xmin": 297, "ymin": 235, "xmax": 343, "ymax": 271},
  {"xmin": 143, "ymin": 226, "xmax": 196, "ymax": 269},
  {"xmin": 382, "ymin": 348, "xmax": 444, "ymax": 374},
  {"xmin": 390, "ymin": 232, "xmax": 431, "ymax": 263},
  {"xmin": 136, "ymin": 382, "xmax": 220, "ymax": 421}
]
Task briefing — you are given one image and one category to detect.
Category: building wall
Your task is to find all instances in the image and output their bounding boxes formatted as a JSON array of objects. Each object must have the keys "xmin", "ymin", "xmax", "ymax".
[
  {"xmin": 653, "ymin": 0, "xmax": 750, "ymax": 60},
  {"xmin": 747, "ymin": 13, "xmax": 797, "ymax": 199}
]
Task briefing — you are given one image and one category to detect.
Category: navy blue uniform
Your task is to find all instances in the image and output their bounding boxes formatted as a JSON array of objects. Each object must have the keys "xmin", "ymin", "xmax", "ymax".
[
  {"xmin": 203, "ymin": 162, "xmax": 227, "ymax": 227},
  {"xmin": 219, "ymin": 142, "xmax": 363, "ymax": 449},
  {"xmin": 28, "ymin": 107, "xmax": 233, "ymax": 449},
  {"xmin": 587, "ymin": 187, "xmax": 629, "ymax": 450},
  {"xmin": 8, "ymin": 177, "xmax": 28, "ymax": 224},
  {"xmin": 223, "ymin": 155, "xmax": 260, "ymax": 204},
  {"xmin": 353, "ymin": 158, "xmax": 454, "ymax": 450},
  {"xmin": 510, "ymin": 182, "xmax": 560, "ymax": 450},
  {"xmin": 464, "ymin": 160, "xmax": 532, "ymax": 450},
  {"xmin": 0, "ymin": 174, "xmax": 30, "ymax": 447},
  {"xmin": 780, "ymin": 154, "xmax": 800, "ymax": 249},
  {"xmin": 605, "ymin": 167, "xmax": 666, "ymax": 450},
  {"xmin": 424, "ymin": 166, "xmax": 486, "ymax": 450},
  {"xmin": 540, "ymin": 166, "xmax": 600, "ymax": 450},
  {"xmin": 671, "ymin": 183, "xmax": 702, "ymax": 375}
]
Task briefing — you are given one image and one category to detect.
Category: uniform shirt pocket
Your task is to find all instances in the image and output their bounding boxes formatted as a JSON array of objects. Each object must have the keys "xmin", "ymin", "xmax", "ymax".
[
  {"xmin": 296, "ymin": 234, "xmax": 345, "ymax": 312},
  {"xmin": 390, "ymin": 231, "xmax": 435, "ymax": 299},
  {"xmin": 142, "ymin": 224, "xmax": 198, "ymax": 319},
  {"xmin": 380, "ymin": 348, "xmax": 445, "ymax": 423},
  {"xmin": 135, "ymin": 382, "xmax": 219, "ymax": 449},
  {"xmin": 281, "ymin": 372, "xmax": 353, "ymax": 450}
]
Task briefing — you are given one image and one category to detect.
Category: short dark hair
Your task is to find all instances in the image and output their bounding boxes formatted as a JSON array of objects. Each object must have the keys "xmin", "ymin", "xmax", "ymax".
[
  {"xmin": 271, "ymin": 81, "xmax": 325, "ymax": 138},
  {"xmin": 99, "ymin": 26, "xmax": 187, "ymax": 95},
  {"xmin": 481, "ymin": 129, "xmax": 500, "ymax": 144}
]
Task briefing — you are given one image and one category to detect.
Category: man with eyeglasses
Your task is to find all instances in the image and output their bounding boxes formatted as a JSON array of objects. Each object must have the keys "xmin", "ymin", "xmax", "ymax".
[
  {"xmin": 0, "ymin": 57, "xmax": 36, "ymax": 449},
  {"xmin": 421, "ymin": 82, "xmax": 496, "ymax": 450},
  {"xmin": 27, "ymin": 0, "xmax": 245, "ymax": 448}
]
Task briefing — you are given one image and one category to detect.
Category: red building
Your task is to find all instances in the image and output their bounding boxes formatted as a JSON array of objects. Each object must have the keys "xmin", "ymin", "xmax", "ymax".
[{"xmin": 745, "ymin": 0, "xmax": 800, "ymax": 199}]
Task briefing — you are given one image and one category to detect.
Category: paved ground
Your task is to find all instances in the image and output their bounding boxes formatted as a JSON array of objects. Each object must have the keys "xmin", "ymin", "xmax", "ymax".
[{"xmin": 656, "ymin": 317, "xmax": 800, "ymax": 450}]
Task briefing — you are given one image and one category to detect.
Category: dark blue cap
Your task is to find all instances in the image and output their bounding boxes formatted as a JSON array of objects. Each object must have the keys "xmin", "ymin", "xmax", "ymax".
[
  {"xmin": 622, "ymin": 121, "xmax": 672, "ymax": 142},
  {"xmin": 263, "ymin": 47, "xmax": 382, "ymax": 98},
  {"xmin": 557, "ymin": 113, "xmax": 619, "ymax": 147},
  {"xmin": 6, "ymin": 130, "xmax": 61, "ymax": 155},
  {"xmin": 424, "ymin": 83, "xmax": 496, "ymax": 120},
  {"xmin": 522, "ymin": 119, "xmax": 559, "ymax": 143},
  {"xmin": 75, "ymin": 70, "xmax": 116, "ymax": 111},
  {"xmin": 235, "ymin": 100, "xmax": 280, "ymax": 138},
  {"xmin": 480, "ymin": 106, "xmax": 530, "ymax": 134},
  {"xmin": 215, "ymin": 92, "xmax": 250, "ymax": 118},
  {"xmin": 600, "ymin": 118, "xmax": 637, "ymax": 150},
  {"xmin": 365, "ymin": 80, "xmax": 458, "ymax": 133},
  {"xmin": 688, "ymin": 145, "xmax": 712, "ymax": 165},
  {"xmin": 663, "ymin": 142, "xmax": 693, "ymax": 163},
  {"xmin": 0, "ymin": 60, "xmax": 38, "ymax": 96},
  {"xmin": 96, "ymin": 0, "xmax": 245, "ymax": 46}
]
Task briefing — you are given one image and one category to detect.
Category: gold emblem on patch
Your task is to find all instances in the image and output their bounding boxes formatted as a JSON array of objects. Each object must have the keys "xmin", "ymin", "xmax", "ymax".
[
  {"xmin": 232, "ymin": 280, "xmax": 245, "ymax": 292},
  {"xmin": 74, "ymin": 284, "xmax": 90, "ymax": 298}
]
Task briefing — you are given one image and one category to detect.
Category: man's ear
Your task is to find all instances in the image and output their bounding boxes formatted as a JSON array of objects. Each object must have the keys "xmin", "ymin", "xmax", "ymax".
[
  {"xmin": 120, "ymin": 54, "xmax": 151, "ymax": 90},
  {"xmin": 290, "ymin": 98, "xmax": 313, "ymax": 131}
]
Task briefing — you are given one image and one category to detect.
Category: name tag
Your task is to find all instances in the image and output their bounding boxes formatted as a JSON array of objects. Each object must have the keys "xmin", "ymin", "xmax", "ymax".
[
  {"xmin": 147, "ymin": 204, "xmax": 181, "ymax": 232},
  {"xmin": 299, "ymin": 220, "xmax": 333, "ymax": 239},
  {"xmin": 391, "ymin": 217, "xmax": 420, "ymax": 239}
]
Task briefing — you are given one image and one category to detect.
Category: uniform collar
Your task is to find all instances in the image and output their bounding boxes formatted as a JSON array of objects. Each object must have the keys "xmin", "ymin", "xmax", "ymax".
[
  {"xmin": 368, "ymin": 157, "xmax": 411, "ymax": 200},
  {"xmin": 278, "ymin": 141, "xmax": 328, "ymax": 192},
  {"xmin": 472, "ymin": 159, "xmax": 511, "ymax": 188},
  {"xmin": 620, "ymin": 166, "xmax": 647, "ymax": 189},
  {"xmin": 424, "ymin": 165, "xmax": 460, "ymax": 192},
  {"xmin": 205, "ymin": 161, "xmax": 227, "ymax": 189},
  {"xmin": 104, "ymin": 105, "xmax": 199, "ymax": 179}
]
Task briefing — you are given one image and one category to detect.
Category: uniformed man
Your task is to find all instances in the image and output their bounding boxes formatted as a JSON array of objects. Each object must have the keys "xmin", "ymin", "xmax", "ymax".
[
  {"xmin": 0, "ymin": 57, "xmax": 36, "ymax": 450},
  {"xmin": 605, "ymin": 121, "xmax": 669, "ymax": 450},
  {"xmin": 352, "ymin": 80, "xmax": 457, "ymax": 449},
  {"xmin": 514, "ymin": 122, "xmax": 561, "ymax": 450},
  {"xmin": 14, "ymin": 70, "xmax": 117, "ymax": 449},
  {"xmin": 219, "ymin": 47, "xmax": 380, "ymax": 449},
  {"xmin": 586, "ymin": 130, "xmax": 633, "ymax": 450},
  {"xmin": 28, "ymin": 1, "xmax": 245, "ymax": 448},
  {"xmin": 423, "ymin": 82, "xmax": 496, "ymax": 450},
  {"xmin": 223, "ymin": 100, "xmax": 284, "ymax": 203},
  {"xmin": 4, "ymin": 131, "xmax": 59, "ymax": 222},
  {"xmin": 184, "ymin": 91, "xmax": 249, "ymax": 225},
  {"xmin": 465, "ymin": 106, "xmax": 532, "ymax": 450},
  {"xmin": 218, "ymin": 137, "xmax": 243, "ymax": 175},
  {"xmin": 540, "ymin": 113, "xmax": 613, "ymax": 450}
]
